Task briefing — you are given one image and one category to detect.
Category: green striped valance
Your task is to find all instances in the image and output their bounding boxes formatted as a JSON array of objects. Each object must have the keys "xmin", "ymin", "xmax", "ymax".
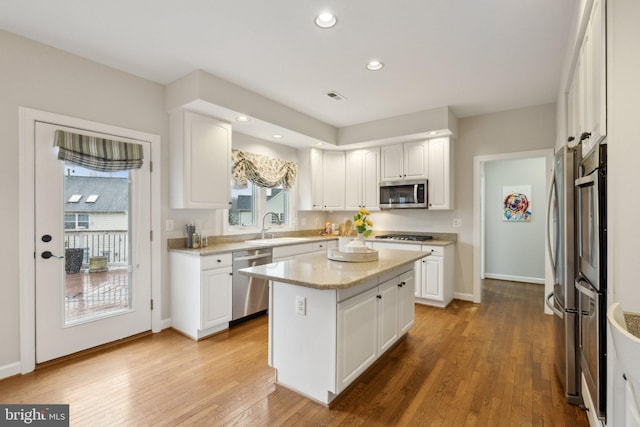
[{"xmin": 54, "ymin": 130, "xmax": 144, "ymax": 172}]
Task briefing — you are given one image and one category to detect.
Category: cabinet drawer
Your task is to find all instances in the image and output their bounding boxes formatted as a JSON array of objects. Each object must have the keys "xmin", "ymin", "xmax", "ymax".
[
  {"xmin": 313, "ymin": 240, "xmax": 337, "ymax": 252},
  {"xmin": 421, "ymin": 245, "xmax": 444, "ymax": 256},
  {"xmin": 273, "ymin": 243, "xmax": 313, "ymax": 260},
  {"xmin": 201, "ymin": 253, "xmax": 232, "ymax": 270}
]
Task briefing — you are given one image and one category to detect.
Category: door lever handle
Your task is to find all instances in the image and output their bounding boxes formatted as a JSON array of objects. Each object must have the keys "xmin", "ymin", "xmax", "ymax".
[{"xmin": 41, "ymin": 251, "xmax": 64, "ymax": 259}]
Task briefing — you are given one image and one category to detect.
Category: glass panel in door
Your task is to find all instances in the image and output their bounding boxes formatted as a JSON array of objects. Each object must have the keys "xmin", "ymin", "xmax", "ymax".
[{"xmin": 63, "ymin": 163, "xmax": 132, "ymax": 325}]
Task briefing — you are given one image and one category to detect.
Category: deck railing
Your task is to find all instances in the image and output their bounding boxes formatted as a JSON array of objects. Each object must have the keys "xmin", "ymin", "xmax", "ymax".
[{"xmin": 64, "ymin": 230, "xmax": 129, "ymax": 267}]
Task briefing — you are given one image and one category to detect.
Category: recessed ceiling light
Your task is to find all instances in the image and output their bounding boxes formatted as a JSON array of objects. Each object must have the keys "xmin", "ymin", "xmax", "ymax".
[
  {"xmin": 366, "ymin": 60, "xmax": 384, "ymax": 71},
  {"xmin": 315, "ymin": 12, "xmax": 337, "ymax": 29},
  {"xmin": 272, "ymin": 134, "xmax": 284, "ymax": 139},
  {"xmin": 235, "ymin": 115, "xmax": 250, "ymax": 122}
]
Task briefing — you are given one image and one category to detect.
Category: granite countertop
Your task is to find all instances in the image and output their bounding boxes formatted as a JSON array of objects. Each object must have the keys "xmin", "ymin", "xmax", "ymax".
[
  {"xmin": 624, "ymin": 312, "xmax": 640, "ymax": 338},
  {"xmin": 169, "ymin": 236, "xmax": 338, "ymax": 256},
  {"xmin": 238, "ymin": 248, "xmax": 427, "ymax": 290}
]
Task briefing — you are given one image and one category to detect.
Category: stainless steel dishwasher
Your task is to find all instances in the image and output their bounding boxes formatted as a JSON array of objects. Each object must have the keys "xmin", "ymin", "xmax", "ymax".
[{"xmin": 231, "ymin": 248, "xmax": 273, "ymax": 325}]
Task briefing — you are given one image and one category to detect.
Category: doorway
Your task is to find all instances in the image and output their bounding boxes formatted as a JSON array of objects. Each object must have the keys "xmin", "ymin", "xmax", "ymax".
[
  {"xmin": 472, "ymin": 149, "xmax": 554, "ymax": 309},
  {"xmin": 19, "ymin": 108, "xmax": 162, "ymax": 372}
]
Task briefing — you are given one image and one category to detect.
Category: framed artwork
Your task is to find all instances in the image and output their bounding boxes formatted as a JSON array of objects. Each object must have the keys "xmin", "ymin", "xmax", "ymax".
[{"xmin": 503, "ymin": 185, "xmax": 532, "ymax": 221}]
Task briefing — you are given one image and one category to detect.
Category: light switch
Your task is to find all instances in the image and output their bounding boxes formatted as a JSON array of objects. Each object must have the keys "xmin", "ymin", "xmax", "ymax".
[
  {"xmin": 166, "ymin": 219, "xmax": 174, "ymax": 231},
  {"xmin": 453, "ymin": 218, "xmax": 462, "ymax": 228}
]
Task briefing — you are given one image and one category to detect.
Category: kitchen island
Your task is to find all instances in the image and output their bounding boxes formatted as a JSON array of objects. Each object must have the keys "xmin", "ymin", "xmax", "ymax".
[{"xmin": 239, "ymin": 248, "xmax": 427, "ymax": 405}]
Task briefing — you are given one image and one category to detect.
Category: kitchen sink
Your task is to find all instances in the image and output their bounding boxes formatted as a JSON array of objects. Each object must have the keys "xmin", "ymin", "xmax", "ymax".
[{"xmin": 244, "ymin": 237, "xmax": 310, "ymax": 245}]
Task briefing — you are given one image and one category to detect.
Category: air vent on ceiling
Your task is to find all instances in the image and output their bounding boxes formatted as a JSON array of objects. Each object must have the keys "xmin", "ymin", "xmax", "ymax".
[{"xmin": 326, "ymin": 91, "xmax": 345, "ymax": 101}]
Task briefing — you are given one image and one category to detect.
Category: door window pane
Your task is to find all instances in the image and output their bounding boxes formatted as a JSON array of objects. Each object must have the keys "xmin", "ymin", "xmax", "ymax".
[{"xmin": 63, "ymin": 164, "xmax": 131, "ymax": 325}]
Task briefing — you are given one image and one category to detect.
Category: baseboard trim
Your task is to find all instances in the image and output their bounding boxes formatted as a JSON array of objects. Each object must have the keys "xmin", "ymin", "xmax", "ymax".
[
  {"xmin": 453, "ymin": 292, "xmax": 474, "ymax": 302},
  {"xmin": 0, "ymin": 362, "xmax": 21, "ymax": 381},
  {"xmin": 160, "ymin": 318, "xmax": 172, "ymax": 330},
  {"xmin": 484, "ymin": 273, "xmax": 544, "ymax": 285}
]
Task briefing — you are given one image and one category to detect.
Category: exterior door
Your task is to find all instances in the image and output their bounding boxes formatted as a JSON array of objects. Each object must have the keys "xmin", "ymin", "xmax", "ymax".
[{"xmin": 34, "ymin": 121, "xmax": 151, "ymax": 363}]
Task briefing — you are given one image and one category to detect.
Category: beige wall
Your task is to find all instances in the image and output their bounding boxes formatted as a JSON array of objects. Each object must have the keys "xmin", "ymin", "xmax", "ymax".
[{"xmin": 0, "ymin": 30, "xmax": 167, "ymax": 369}]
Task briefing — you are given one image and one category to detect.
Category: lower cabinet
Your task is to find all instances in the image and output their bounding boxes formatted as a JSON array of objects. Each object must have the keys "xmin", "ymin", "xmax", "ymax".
[
  {"xmin": 370, "ymin": 241, "xmax": 454, "ymax": 308},
  {"xmin": 170, "ymin": 252, "xmax": 232, "ymax": 340},
  {"xmin": 418, "ymin": 245, "xmax": 454, "ymax": 307},
  {"xmin": 336, "ymin": 270, "xmax": 414, "ymax": 393}
]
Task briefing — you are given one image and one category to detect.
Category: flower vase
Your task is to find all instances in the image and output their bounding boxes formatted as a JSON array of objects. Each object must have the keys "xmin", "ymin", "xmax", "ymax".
[{"xmin": 356, "ymin": 233, "xmax": 365, "ymax": 243}]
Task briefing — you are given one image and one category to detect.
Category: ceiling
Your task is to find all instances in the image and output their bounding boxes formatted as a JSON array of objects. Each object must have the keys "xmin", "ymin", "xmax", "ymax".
[{"xmin": 0, "ymin": 0, "xmax": 576, "ymax": 130}]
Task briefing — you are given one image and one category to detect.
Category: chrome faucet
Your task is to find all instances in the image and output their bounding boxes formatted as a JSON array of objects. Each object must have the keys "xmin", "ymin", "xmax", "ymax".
[{"xmin": 261, "ymin": 211, "xmax": 282, "ymax": 239}]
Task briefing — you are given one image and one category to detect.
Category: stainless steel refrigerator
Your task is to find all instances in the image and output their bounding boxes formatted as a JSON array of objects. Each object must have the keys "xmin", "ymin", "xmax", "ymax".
[{"xmin": 545, "ymin": 145, "xmax": 581, "ymax": 406}]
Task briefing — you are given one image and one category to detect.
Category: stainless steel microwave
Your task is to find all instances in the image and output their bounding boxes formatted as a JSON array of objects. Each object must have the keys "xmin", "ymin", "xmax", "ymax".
[{"xmin": 379, "ymin": 179, "xmax": 428, "ymax": 209}]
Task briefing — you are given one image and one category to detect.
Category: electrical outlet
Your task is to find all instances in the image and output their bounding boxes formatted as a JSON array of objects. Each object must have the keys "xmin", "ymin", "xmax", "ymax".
[
  {"xmin": 453, "ymin": 218, "xmax": 462, "ymax": 228},
  {"xmin": 295, "ymin": 296, "xmax": 306, "ymax": 316},
  {"xmin": 165, "ymin": 219, "xmax": 174, "ymax": 231}
]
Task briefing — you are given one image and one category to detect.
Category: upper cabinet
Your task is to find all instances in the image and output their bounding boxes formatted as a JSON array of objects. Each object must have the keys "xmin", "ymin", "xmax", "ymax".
[
  {"xmin": 566, "ymin": 0, "xmax": 606, "ymax": 154},
  {"xmin": 345, "ymin": 148, "xmax": 380, "ymax": 211},
  {"xmin": 299, "ymin": 148, "xmax": 345, "ymax": 211},
  {"xmin": 169, "ymin": 110, "xmax": 231, "ymax": 209},
  {"xmin": 381, "ymin": 141, "xmax": 428, "ymax": 181},
  {"xmin": 427, "ymin": 137, "xmax": 455, "ymax": 210}
]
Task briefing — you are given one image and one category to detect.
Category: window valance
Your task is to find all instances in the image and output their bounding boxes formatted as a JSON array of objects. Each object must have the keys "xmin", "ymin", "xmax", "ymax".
[
  {"xmin": 231, "ymin": 149, "xmax": 297, "ymax": 190},
  {"xmin": 54, "ymin": 130, "xmax": 144, "ymax": 172}
]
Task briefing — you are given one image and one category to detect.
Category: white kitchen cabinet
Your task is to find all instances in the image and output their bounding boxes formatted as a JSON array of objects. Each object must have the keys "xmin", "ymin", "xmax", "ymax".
[
  {"xmin": 272, "ymin": 240, "xmax": 337, "ymax": 262},
  {"xmin": 371, "ymin": 241, "xmax": 454, "ymax": 308},
  {"xmin": 346, "ymin": 148, "xmax": 380, "ymax": 211},
  {"xmin": 169, "ymin": 110, "xmax": 231, "ymax": 209},
  {"xmin": 418, "ymin": 245, "xmax": 454, "ymax": 308},
  {"xmin": 170, "ymin": 252, "xmax": 233, "ymax": 340},
  {"xmin": 381, "ymin": 141, "xmax": 428, "ymax": 181},
  {"xmin": 398, "ymin": 270, "xmax": 415, "ymax": 335},
  {"xmin": 565, "ymin": 0, "xmax": 606, "ymax": 154},
  {"xmin": 336, "ymin": 270, "xmax": 414, "ymax": 393},
  {"xmin": 377, "ymin": 278, "xmax": 399, "ymax": 354},
  {"xmin": 427, "ymin": 137, "xmax": 454, "ymax": 210},
  {"xmin": 298, "ymin": 149, "xmax": 345, "ymax": 211},
  {"xmin": 337, "ymin": 287, "xmax": 379, "ymax": 391},
  {"xmin": 322, "ymin": 151, "xmax": 346, "ymax": 210},
  {"xmin": 201, "ymin": 267, "xmax": 233, "ymax": 330}
]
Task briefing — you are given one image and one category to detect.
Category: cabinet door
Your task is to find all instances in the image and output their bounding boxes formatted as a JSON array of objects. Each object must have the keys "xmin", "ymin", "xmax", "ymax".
[
  {"xmin": 322, "ymin": 151, "xmax": 346, "ymax": 210},
  {"xmin": 184, "ymin": 111, "xmax": 231, "ymax": 208},
  {"xmin": 381, "ymin": 144, "xmax": 404, "ymax": 180},
  {"xmin": 345, "ymin": 150, "xmax": 364, "ymax": 210},
  {"xmin": 587, "ymin": 0, "xmax": 606, "ymax": 146},
  {"xmin": 398, "ymin": 271, "xmax": 415, "ymax": 335},
  {"xmin": 362, "ymin": 148, "xmax": 380, "ymax": 210},
  {"xmin": 378, "ymin": 279, "xmax": 399, "ymax": 354},
  {"xmin": 427, "ymin": 137, "xmax": 452, "ymax": 210},
  {"xmin": 403, "ymin": 141, "xmax": 428, "ymax": 179},
  {"xmin": 423, "ymin": 256, "xmax": 444, "ymax": 300},
  {"xmin": 201, "ymin": 267, "xmax": 232, "ymax": 330},
  {"xmin": 337, "ymin": 287, "xmax": 378, "ymax": 392},
  {"xmin": 311, "ymin": 148, "xmax": 324, "ymax": 210}
]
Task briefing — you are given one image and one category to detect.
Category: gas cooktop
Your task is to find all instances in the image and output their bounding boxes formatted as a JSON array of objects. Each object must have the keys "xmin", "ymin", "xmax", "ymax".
[{"xmin": 374, "ymin": 234, "xmax": 433, "ymax": 242}]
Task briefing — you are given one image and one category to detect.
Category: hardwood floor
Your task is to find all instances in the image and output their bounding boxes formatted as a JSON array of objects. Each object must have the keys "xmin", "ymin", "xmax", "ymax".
[{"xmin": 0, "ymin": 279, "xmax": 588, "ymax": 426}]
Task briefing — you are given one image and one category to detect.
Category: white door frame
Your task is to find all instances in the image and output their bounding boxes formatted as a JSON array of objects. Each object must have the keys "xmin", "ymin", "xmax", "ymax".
[
  {"xmin": 472, "ymin": 148, "xmax": 554, "ymax": 309},
  {"xmin": 18, "ymin": 107, "xmax": 162, "ymax": 374}
]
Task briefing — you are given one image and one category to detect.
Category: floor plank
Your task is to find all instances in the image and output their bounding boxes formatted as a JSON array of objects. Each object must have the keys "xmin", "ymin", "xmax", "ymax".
[{"xmin": 0, "ymin": 279, "xmax": 588, "ymax": 426}]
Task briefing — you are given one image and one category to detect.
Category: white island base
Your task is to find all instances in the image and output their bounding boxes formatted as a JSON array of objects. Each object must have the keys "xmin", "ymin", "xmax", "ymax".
[{"xmin": 266, "ymin": 259, "xmax": 418, "ymax": 405}]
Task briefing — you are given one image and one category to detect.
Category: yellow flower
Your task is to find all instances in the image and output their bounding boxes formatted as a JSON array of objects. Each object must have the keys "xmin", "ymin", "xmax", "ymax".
[
  {"xmin": 354, "ymin": 219, "xmax": 364, "ymax": 227},
  {"xmin": 366, "ymin": 219, "xmax": 373, "ymax": 227},
  {"xmin": 359, "ymin": 208, "xmax": 370, "ymax": 216}
]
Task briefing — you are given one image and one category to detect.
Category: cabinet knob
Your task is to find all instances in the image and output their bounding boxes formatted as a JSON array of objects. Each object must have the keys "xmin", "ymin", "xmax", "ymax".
[
  {"xmin": 398, "ymin": 283, "xmax": 403, "ymax": 288},
  {"xmin": 376, "ymin": 295, "xmax": 382, "ymax": 299},
  {"xmin": 217, "ymin": 259, "xmax": 222, "ymax": 263}
]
